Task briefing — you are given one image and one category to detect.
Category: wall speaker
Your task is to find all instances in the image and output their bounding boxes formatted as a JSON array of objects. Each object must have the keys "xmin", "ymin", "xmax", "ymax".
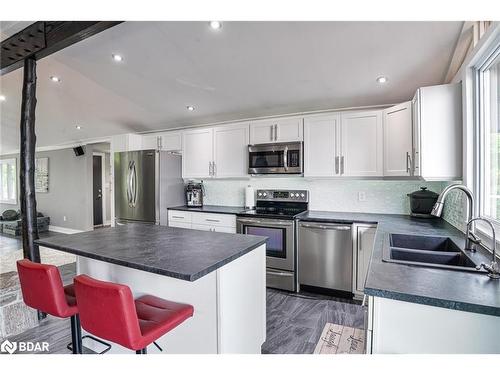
[{"xmin": 73, "ymin": 146, "xmax": 85, "ymax": 156}]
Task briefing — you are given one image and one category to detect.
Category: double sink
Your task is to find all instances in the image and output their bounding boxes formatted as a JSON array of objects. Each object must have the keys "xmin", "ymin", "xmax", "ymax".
[{"xmin": 383, "ymin": 233, "xmax": 484, "ymax": 273}]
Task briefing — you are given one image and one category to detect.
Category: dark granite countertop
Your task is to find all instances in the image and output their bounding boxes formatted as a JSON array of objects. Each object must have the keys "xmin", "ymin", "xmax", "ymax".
[
  {"xmin": 168, "ymin": 205, "xmax": 247, "ymax": 215},
  {"xmin": 298, "ymin": 210, "xmax": 500, "ymax": 317},
  {"xmin": 35, "ymin": 224, "xmax": 266, "ymax": 281}
]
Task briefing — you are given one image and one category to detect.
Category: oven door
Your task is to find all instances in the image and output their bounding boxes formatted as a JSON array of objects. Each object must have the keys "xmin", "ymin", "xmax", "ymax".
[
  {"xmin": 237, "ymin": 217, "xmax": 295, "ymax": 271},
  {"xmin": 248, "ymin": 142, "xmax": 303, "ymax": 174}
]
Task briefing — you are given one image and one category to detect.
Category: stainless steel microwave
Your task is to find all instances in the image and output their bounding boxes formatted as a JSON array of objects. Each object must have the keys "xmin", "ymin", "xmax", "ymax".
[{"xmin": 248, "ymin": 142, "xmax": 303, "ymax": 175}]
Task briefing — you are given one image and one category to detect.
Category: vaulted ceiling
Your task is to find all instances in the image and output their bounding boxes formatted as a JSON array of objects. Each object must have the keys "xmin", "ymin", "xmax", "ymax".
[{"xmin": 0, "ymin": 21, "xmax": 463, "ymax": 153}]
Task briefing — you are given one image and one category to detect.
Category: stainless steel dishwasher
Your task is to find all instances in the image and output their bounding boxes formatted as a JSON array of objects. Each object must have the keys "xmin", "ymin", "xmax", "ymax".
[{"xmin": 298, "ymin": 221, "xmax": 353, "ymax": 292}]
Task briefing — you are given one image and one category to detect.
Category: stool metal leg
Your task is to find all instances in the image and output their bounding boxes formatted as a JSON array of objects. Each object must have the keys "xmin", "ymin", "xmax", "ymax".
[
  {"xmin": 70, "ymin": 315, "xmax": 83, "ymax": 354},
  {"xmin": 135, "ymin": 348, "xmax": 147, "ymax": 354}
]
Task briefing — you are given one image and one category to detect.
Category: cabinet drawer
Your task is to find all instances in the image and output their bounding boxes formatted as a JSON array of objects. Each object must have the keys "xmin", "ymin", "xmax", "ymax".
[
  {"xmin": 168, "ymin": 210, "xmax": 192, "ymax": 223},
  {"xmin": 169, "ymin": 221, "xmax": 192, "ymax": 229},
  {"xmin": 192, "ymin": 223, "xmax": 236, "ymax": 233},
  {"xmin": 192, "ymin": 212, "xmax": 236, "ymax": 228}
]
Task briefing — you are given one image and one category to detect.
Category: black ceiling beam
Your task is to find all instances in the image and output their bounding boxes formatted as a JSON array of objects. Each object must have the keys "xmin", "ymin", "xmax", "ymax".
[{"xmin": 1, "ymin": 21, "xmax": 122, "ymax": 75}]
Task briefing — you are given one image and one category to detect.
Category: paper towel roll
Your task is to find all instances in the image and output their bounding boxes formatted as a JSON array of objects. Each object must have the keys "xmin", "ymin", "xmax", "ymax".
[{"xmin": 245, "ymin": 185, "xmax": 255, "ymax": 209}]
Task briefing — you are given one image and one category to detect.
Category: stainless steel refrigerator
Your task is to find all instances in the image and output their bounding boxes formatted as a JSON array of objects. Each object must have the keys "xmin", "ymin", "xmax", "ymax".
[{"xmin": 114, "ymin": 150, "xmax": 184, "ymax": 225}]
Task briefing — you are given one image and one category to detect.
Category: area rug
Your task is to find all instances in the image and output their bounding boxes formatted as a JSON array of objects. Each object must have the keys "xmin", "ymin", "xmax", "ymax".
[
  {"xmin": 313, "ymin": 323, "xmax": 365, "ymax": 354},
  {"xmin": 0, "ymin": 246, "xmax": 76, "ymax": 274}
]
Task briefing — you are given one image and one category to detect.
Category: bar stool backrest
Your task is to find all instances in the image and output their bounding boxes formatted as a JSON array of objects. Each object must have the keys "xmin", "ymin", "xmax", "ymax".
[
  {"xmin": 16, "ymin": 259, "xmax": 76, "ymax": 318},
  {"xmin": 74, "ymin": 274, "xmax": 142, "ymax": 349}
]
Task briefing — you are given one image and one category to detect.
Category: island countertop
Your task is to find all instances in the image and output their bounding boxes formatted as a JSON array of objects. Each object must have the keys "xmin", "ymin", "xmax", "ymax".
[{"xmin": 35, "ymin": 224, "xmax": 267, "ymax": 281}]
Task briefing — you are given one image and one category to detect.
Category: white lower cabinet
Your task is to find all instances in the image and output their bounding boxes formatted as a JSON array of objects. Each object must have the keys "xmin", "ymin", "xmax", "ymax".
[
  {"xmin": 352, "ymin": 224, "xmax": 376, "ymax": 297},
  {"xmin": 168, "ymin": 210, "xmax": 236, "ymax": 233},
  {"xmin": 369, "ymin": 296, "xmax": 500, "ymax": 353}
]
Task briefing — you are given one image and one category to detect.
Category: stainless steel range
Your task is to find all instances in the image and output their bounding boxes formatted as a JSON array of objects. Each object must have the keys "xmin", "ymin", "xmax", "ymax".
[{"xmin": 237, "ymin": 189, "xmax": 309, "ymax": 291}]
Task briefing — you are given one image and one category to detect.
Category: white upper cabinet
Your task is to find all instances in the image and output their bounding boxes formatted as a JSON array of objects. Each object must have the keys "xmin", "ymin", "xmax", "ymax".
[
  {"xmin": 213, "ymin": 124, "xmax": 249, "ymax": 178},
  {"xmin": 412, "ymin": 83, "xmax": 462, "ymax": 180},
  {"xmin": 182, "ymin": 128, "xmax": 214, "ymax": 179},
  {"xmin": 340, "ymin": 110, "xmax": 383, "ymax": 176},
  {"xmin": 182, "ymin": 124, "xmax": 249, "ymax": 179},
  {"xmin": 249, "ymin": 117, "xmax": 303, "ymax": 144},
  {"xmin": 383, "ymin": 101, "xmax": 413, "ymax": 176},
  {"xmin": 304, "ymin": 114, "xmax": 341, "ymax": 177},
  {"xmin": 158, "ymin": 132, "xmax": 182, "ymax": 151}
]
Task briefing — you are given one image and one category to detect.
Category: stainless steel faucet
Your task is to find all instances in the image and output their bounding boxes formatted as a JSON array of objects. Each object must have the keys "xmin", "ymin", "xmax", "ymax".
[
  {"xmin": 431, "ymin": 184, "xmax": 481, "ymax": 251},
  {"xmin": 467, "ymin": 217, "xmax": 499, "ymax": 279}
]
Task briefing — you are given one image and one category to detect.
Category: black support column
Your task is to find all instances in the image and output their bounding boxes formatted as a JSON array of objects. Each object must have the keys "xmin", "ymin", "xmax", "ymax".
[{"xmin": 19, "ymin": 56, "xmax": 40, "ymax": 263}]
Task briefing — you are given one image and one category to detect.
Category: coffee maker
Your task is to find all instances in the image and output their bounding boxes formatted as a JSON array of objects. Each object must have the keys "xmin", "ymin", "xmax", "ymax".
[{"xmin": 185, "ymin": 181, "xmax": 204, "ymax": 207}]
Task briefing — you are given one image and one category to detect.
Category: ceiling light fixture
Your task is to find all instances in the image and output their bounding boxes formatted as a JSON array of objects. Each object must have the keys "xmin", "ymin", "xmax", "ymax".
[
  {"xmin": 50, "ymin": 76, "xmax": 61, "ymax": 83},
  {"xmin": 186, "ymin": 105, "xmax": 195, "ymax": 111},
  {"xmin": 112, "ymin": 54, "xmax": 123, "ymax": 62},
  {"xmin": 376, "ymin": 76, "xmax": 388, "ymax": 84},
  {"xmin": 209, "ymin": 21, "xmax": 222, "ymax": 30},
  {"xmin": 0, "ymin": 95, "xmax": 5, "ymax": 102},
  {"xmin": 75, "ymin": 125, "xmax": 82, "ymax": 130}
]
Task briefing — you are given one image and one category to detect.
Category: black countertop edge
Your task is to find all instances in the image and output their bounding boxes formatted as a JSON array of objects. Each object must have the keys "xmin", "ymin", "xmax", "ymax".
[
  {"xmin": 35, "ymin": 237, "xmax": 267, "ymax": 282},
  {"xmin": 364, "ymin": 287, "xmax": 500, "ymax": 317},
  {"xmin": 168, "ymin": 205, "xmax": 247, "ymax": 215}
]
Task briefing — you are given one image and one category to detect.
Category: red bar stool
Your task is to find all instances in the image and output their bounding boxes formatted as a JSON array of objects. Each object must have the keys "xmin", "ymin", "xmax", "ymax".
[
  {"xmin": 74, "ymin": 274, "xmax": 194, "ymax": 354},
  {"xmin": 16, "ymin": 259, "xmax": 82, "ymax": 354}
]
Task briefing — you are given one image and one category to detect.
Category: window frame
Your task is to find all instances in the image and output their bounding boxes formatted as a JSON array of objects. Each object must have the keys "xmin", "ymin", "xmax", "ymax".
[
  {"xmin": 0, "ymin": 158, "xmax": 18, "ymax": 205},
  {"xmin": 473, "ymin": 35, "xmax": 500, "ymax": 246}
]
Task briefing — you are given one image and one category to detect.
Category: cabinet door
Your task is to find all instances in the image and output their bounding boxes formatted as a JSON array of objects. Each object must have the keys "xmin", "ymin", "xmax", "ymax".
[
  {"xmin": 340, "ymin": 110, "xmax": 383, "ymax": 176},
  {"xmin": 159, "ymin": 132, "xmax": 182, "ymax": 151},
  {"xmin": 182, "ymin": 128, "xmax": 213, "ymax": 178},
  {"xmin": 383, "ymin": 101, "xmax": 412, "ymax": 176},
  {"xmin": 276, "ymin": 118, "xmax": 303, "ymax": 142},
  {"xmin": 249, "ymin": 120, "xmax": 275, "ymax": 144},
  {"xmin": 355, "ymin": 225, "xmax": 376, "ymax": 295},
  {"xmin": 213, "ymin": 124, "xmax": 249, "ymax": 178},
  {"xmin": 304, "ymin": 114, "xmax": 340, "ymax": 177}
]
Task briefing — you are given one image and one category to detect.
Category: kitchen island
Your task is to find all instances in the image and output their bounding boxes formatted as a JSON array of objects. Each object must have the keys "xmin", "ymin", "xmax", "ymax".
[{"xmin": 36, "ymin": 224, "xmax": 267, "ymax": 354}]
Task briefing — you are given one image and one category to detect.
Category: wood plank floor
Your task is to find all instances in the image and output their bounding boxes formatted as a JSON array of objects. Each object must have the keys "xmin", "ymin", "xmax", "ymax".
[{"xmin": 6, "ymin": 263, "xmax": 365, "ymax": 354}]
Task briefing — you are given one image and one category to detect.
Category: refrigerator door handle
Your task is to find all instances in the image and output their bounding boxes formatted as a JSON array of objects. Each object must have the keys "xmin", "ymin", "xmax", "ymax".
[
  {"xmin": 131, "ymin": 161, "xmax": 138, "ymax": 207},
  {"xmin": 127, "ymin": 161, "xmax": 134, "ymax": 207}
]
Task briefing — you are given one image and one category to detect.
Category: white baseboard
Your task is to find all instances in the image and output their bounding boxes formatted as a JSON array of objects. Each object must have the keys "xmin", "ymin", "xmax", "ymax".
[{"xmin": 49, "ymin": 225, "xmax": 84, "ymax": 234}]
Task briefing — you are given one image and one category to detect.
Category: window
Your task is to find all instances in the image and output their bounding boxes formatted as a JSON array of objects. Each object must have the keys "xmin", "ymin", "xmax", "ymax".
[
  {"xmin": 0, "ymin": 158, "xmax": 18, "ymax": 204},
  {"xmin": 477, "ymin": 40, "xmax": 500, "ymax": 228}
]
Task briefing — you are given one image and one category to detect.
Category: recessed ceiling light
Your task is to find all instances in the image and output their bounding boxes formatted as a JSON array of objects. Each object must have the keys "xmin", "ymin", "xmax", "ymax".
[
  {"xmin": 75, "ymin": 125, "xmax": 82, "ymax": 130},
  {"xmin": 112, "ymin": 54, "xmax": 123, "ymax": 62},
  {"xmin": 209, "ymin": 21, "xmax": 222, "ymax": 30},
  {"xmin": 0, "ymin": 95, "xmax": 5, "ymax": 102},
  {"xmin": 186, "ymin": 105, "xmax": 195, "ymax": 111},
  {"xmin": 376, "ymin": 76, "xmax": 388, "ymax": 84},
  {"xmin": 50, "ymin": 76, "xmax": 61, "ymax": 83}
]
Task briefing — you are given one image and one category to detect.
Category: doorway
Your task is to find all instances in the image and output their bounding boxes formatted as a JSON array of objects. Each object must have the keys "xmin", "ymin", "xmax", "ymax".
[{"xmin": 92, "ymin": 153, "xmax": 106, "ymax": 227}]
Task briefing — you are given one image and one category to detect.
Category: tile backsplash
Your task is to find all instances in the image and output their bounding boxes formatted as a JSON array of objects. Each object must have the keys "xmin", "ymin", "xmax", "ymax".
[{"xmin": 202, "ymin": 178, "xmax": 446, "ymax": 215}]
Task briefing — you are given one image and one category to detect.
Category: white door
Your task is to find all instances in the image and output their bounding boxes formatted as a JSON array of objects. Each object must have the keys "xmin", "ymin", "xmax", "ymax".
[
  {"xmin": 275, "ymin": 118, "xmax": 303, "ymax": 142},
  {"xmin": 182, "ymin": 128, "xmax": 214, "ymax": 178},
  {"xmin": 355, "ymin": 225, "xmax": 376, "ymax": 294},
  {"xmin": 249, "ymin": 120, "xmax": 276, "ymax": 144},
  {"xmin": 213, "ymin": 124, "xmax": 249, "ymax": 178},
  {"xmin": 304, "ymin": 114, "xmax": 340, "ymax": 177},
  {"xmin": 383, "ymin": 101, "xmax": 412, "ymax": 176},
  {"xmin": 340, "ymin": 110, "xmax": 383, "ymax": 176}
]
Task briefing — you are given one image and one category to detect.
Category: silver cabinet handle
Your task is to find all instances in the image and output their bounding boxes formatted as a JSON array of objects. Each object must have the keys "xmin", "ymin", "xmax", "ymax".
[
  {"xmin": 274, "ymin": 124, "xmax": 278, "ymax": 141},
  {"xmin": 157, "ymin": 136, "xmax": 162, "ymax": 150},
  {"xmin": 283, "ymin": 146, "xmax": 288, "ymax": 171},
  {"xmin": 205, "ymin": 218, "xmax": 220, "ymax": 223},
  {"xmin": 335, "ymin": 156, "xmax": 339, "ymax": 174},
  {"xmin": 406, "ymin": 152, "xmax": 412, "ymax": 175},
  {"xmin": 213, "ymin": 161, "xmax": 216, "ymax": 177},
  {"xmin": 171, "ymin": 215, "xmax": 185, "ymax": 219},
  {"xmin": 340, "ymin": 156, "xmax": 345, "ymax": 175},
  {"xmin": 300, "ymin": 223, "xmax": 351, "ymax": 231},
  {"xmin": 270, "ymin": 125, "xmax": 274, "ymax": 141},
  {"xmin": 208, "ymin": 161, "xmax": 213, "ymax": 176}
]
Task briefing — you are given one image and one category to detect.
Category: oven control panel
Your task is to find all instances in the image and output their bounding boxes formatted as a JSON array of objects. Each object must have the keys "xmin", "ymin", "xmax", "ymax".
[{"xmin": 256, "ymin": 189, "xmax": 309, "ymax": 202}]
